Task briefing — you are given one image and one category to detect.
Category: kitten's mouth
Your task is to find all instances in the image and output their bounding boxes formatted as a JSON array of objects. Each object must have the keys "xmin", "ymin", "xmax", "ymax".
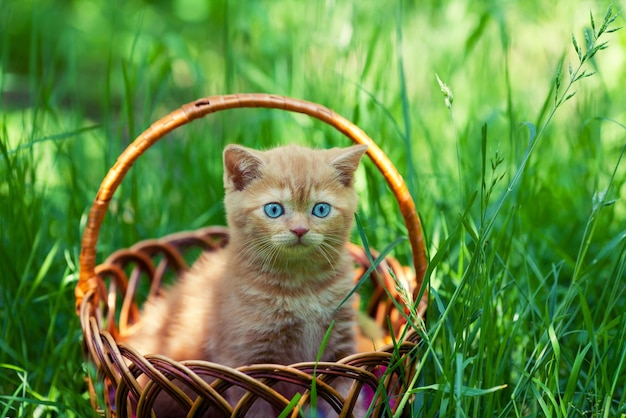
[
  {"xmin": 271, "ymin": 234, "xmax": 320, "ymax": 253},
  {"xmin": 282, "ymin": 240, "xmax": 316, "ymax": 253},
  {"xmin": 288, "ymin": 241, "xmax": 310, "ymax": 249}
]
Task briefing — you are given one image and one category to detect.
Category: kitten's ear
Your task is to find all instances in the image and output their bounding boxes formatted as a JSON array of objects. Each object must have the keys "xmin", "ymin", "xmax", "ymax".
[
  {"xmin": 329, "ymin": 144, "xmax": 368, "ymax": 186},
  {"xmin": 223, "ymin": 145, "xmax": 264, "ymax": 191}
]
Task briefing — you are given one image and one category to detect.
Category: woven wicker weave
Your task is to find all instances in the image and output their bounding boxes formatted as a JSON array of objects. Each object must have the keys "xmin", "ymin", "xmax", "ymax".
[{"xmin": 75, "ymin": 94, "xmax": 428, "ymax": 417}]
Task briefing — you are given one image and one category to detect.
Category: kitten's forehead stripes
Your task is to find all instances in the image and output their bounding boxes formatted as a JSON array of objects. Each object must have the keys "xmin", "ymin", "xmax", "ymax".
[{"xmin": 261, "ymin": 146, "xmax": 363, "ymax": 205}]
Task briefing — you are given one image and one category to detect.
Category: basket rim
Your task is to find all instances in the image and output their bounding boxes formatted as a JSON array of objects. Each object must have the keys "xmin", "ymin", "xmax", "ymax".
[{"xmin": 75, "ymin": 93, "xmax": 428, "ymax": 313}]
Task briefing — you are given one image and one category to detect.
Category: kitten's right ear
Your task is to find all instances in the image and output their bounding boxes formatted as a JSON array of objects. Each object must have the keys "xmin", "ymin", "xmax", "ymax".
[{"xmin": 223, "ymin": 145, "xmax": 264, "ymax": 191}]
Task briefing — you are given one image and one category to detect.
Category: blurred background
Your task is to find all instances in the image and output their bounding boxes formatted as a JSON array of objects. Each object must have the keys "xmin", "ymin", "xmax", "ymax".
[{"xmin": 1, "ymin": 0, "xmax": 625, "ymax": 416}]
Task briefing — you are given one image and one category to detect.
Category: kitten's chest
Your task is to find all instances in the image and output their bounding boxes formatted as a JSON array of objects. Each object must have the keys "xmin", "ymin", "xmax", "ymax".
[
  {"xmin": 244, "ymin": 291, "xmax": 339, "ymax": 360},
  {"xmin": 268, "ymin": 292, "xmax": 335, "ymax": 334},
  {"xmin": 241, "ymin": 277, "xmax": 343, "ymax": 321},
  {"xmin": 276, "ymin": 291, "xmax": 332, "ymax": 316},
  {"xmin": 271, "ymin": 295, "xmax": 336, "ymax": 359},
  {"xmin": 216, "ymin": 267, "xmax": 353, "ymax": 364}
]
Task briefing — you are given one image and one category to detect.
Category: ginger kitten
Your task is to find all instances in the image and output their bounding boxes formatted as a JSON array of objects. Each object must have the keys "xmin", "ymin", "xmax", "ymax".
[{"xmin": 125, "ymin": 143, "xmax": 368, "ymax": 417}]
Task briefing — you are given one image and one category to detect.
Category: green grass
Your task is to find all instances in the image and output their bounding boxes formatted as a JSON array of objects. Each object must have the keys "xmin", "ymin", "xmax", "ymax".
[{"xmin": 1, "ymin": 0, "xmax": 626, "ymax": 416}]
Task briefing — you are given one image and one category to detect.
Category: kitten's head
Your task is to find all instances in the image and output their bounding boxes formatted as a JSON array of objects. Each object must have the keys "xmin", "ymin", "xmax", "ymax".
[{"xmin": 223, "ymin": 143, "xmax": 367, "ymax": 274}]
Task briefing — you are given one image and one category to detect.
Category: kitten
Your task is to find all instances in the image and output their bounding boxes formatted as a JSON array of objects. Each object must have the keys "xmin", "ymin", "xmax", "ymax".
[{"xmin": 125, "ymin": 143, "xmax": 368, "ymax": 417}]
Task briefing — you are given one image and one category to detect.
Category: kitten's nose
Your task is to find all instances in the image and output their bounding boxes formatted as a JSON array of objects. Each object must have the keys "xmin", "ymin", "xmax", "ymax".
[{"xmin": 290, "ymin": 227, "xmax": 309, "ymax": 238}]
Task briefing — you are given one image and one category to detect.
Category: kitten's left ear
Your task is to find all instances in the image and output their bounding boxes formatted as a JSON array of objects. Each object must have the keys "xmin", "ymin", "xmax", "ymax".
[{"xmin": 329, "ymin": 144, "xmax": 368, "ymax": 186}]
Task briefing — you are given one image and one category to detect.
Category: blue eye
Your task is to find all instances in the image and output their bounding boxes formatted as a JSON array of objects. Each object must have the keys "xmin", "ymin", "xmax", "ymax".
[
  {"xmin": 312, "ymin": 202, "xmax": 331, "ymax": 218},
  {"xmin": 264, "ymin": 203, "xmax": 284, "ymax": 218}
]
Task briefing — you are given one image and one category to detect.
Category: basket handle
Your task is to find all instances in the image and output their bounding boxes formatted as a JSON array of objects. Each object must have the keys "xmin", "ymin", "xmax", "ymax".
[{"xmin": 75, "ymin": 94, "xmax": 427, "ymax": 312}]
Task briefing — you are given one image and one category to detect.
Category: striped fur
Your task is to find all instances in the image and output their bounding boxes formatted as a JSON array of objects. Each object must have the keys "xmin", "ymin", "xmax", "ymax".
[{"xmin": 126, "ymin": 144, "xmax": 367, "ymax": 416}]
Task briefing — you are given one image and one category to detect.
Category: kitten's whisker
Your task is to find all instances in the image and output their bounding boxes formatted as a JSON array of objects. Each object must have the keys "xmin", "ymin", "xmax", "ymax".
[
  {"xmin": 239, "ymin": 239, "xmax": 280, "ymax": 272},
  {"xmin": 317, "ymin": 243, "xmax": 340, "ymax": 276}
]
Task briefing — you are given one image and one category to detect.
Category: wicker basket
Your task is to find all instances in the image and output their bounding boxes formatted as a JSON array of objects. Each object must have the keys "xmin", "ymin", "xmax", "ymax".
[{"xmin": 75, "ymin": 94, "xmax": 428, "ymax": 417}]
